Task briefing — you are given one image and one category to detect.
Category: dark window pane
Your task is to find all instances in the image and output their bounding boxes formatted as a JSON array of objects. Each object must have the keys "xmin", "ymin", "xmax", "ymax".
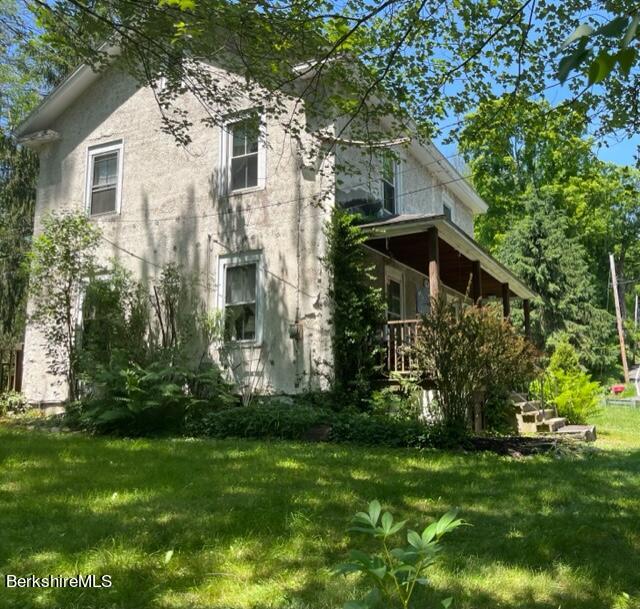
[
  {"xmin": 443, "ymin": 204, "xmax": 452, "ymax": 221},
  {"xmin": 387, "ymin": 279, "xmax": 401, "ymax": 319},
  {"xmin": 91, "ymin": 187, "xmax": 117, "ymax": 215},
  {"xmin": 231, "ymin": 154, "xmax": 258, "ymax": 190},
  {"xmin": 93, "ymin": 152, "xmax": 118, "ymax": 188},
  {"xmin": 232, "ymin": 116, "xmax": 259, "ymax": 157},
  {"xmin": 225, "ymin": 263, "xmax": 257, "ymax": 304},
  {"xmin": 383, "ymin": 182, "xmax": 395, "ymax": 213},
  {"xmin": 224, "ymin": 303, "xmax": 256, "ymax": 341}
]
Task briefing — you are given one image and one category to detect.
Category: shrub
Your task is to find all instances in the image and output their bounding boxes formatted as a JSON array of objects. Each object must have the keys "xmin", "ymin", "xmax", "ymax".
[
  {"xmin": 76, "ymin": 360, "xmax": 235, "ymax": 435},
  {"xmin": 0, "ymin": 391, "xmax": 28, "ymax": 415},
  {"xmin": 367, "ymin": 377, "xmax": 422, "ymax": 421},
  {"xmin": 190, "ymin": 402, "xmax": 452, "ymax": 449},
  {"xmin": 325, "ymin": 208, "xmax": 386, "ymax": 407},
  {"xmin": 414, "ymin": 297, "xmax": 539, "ymax": 438},
  {"xmin": 539, "ymin": 341, "xmax": 602, "ymax": 424},
  {"xmin": 186, "ymin": 402, "xmax": 331, "ymax": 439}
]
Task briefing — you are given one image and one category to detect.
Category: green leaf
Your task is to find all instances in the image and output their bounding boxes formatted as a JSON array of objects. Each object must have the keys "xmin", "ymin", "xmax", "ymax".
[
  {"xmin": 595, "ymin": 16, "xmax": 628, "ymax": 39},
  {"xmin": 616, "ymin": 48, "xmax": 637, "ymax": 76},
  {"xmin": 436, "ymin": 510, "xmax": 464, "ymax": 537},
  {"xmin": 442, "ymin": 597, "xmax": 453, "ymax": 608},
  {"xmin": 561, "ymin": 23, "xmax": 595, "ymax": 49},
  {"xmin": 622, "ymin": 14, "xmax": 640, "ymax": 47},
  {"xmin": 588, "ymin": 52, "xmax": 616, "ymax": 85},
  {"xmin": 407, "ymin": 529, "xmax": 422, "ymax": 548},
  {"xmin": 368, "ymin": 500, "xmax": 381, "ymax": 526},
  {"xmin": 558, "ymin": 50, "xmax": 590, "ymax": 83},
  {"xmin": 381, "ymin": 511, "xmax": 393, "ymax": 534},
  {"xmin": 422, "ymin": 521, "xmax": 439, "ymax": 544},
  {"xmin": 163, "ymin": 549, "xmax": 174, "ymax": 564}
]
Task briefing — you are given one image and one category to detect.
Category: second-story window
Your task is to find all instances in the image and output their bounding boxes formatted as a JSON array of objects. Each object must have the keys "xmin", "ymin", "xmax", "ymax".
[
  {"xmin": 223, "ymin": 111, "xmax": 266, "ymax": 194},
  {"xmin": 86, "ymin": 141, "xmax": 123, "ymax": 216},
  {"xmin": 381, "ymin": 153, "xmax": 397, "ymax": 214}
]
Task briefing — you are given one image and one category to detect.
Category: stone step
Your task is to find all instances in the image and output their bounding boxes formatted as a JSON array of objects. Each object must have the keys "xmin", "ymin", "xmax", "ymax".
[
  {"xmin": 555, "ymin": 424, "xmax": 597, "ymax": 442},
  {"xmin": 517, "ymin": 408, "xmax": 557, "ymax": 423},
  {"xmin": 536, "ymin": 417, "xmax": 567, "ymax": 432},
  {"xmin": 516, "ymin": 400, "xmax": 542, "ymax": 414}
]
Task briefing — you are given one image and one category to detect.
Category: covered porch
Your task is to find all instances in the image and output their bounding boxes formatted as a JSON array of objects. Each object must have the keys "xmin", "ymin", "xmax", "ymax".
[{"xmin": 359, "ymin": 214, "xmax": 537, "ymax": 376}]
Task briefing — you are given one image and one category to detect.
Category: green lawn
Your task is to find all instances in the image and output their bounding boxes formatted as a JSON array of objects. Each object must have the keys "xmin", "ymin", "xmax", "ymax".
[{"xmin": 1, "ymin": 408, "xmax": 639, "ymax": 609}]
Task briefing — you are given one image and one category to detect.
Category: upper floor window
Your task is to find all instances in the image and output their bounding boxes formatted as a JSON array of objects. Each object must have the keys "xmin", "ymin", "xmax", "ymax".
[
  {"xmin": 381, "ymin": 153, "xmax": 398, "ymax": 214},
  {"xmin": 443, "ymin": 203, "xmax": 453, "ymax": 222},
  {"xmin": 86, "ymin": 141, "xmax": 123, "ymax": 216},
  {"xmin": 222, "ymin": 111, "xmax": 266, "ymax": 194},
  {"xmin": 218, "ymin": 251, "xmax": 264, "ymax": 343}
]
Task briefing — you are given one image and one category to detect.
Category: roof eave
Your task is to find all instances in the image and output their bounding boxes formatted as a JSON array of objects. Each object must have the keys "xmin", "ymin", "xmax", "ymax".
[{"xmin": 359, "ymin": 216, "xmax": 536, "ymax": 300}]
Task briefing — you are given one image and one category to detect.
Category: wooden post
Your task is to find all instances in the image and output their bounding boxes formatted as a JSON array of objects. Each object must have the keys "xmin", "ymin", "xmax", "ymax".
[
  {"xmin": 610, "ymin": 253, "xmax": 630, "ymax": 383},
  {"xmin": 501, "ymin": 283, "xmax": 510, "ymax": 319},
  {"xmin": 426, "ymin": 227, "xmax": 440, "ymax": 300},
  {"xmin": 523, "ymin": 299, "xmax": 531, "ymax": 339},
  {"xmin": 471, "ymin": 260, "xmax": 482, "ymax": 305}
]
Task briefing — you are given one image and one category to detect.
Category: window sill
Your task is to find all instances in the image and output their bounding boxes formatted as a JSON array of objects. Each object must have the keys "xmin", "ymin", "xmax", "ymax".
[
  {"xmin": 227, "ymin": 184, "xmax": 266, "ymax": 197},
  {"xmin": 88, "ymin": 210, "xmax": 120, "ymax": 218},
  {"xmin": 221, "ymin": 339, "xmax": 262, "ymax": 349}
]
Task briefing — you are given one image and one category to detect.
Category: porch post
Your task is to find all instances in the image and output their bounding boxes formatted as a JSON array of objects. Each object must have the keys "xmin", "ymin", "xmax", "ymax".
[
  {"xmin": 471, "ymin": 260, "xmax": 482, "ymax": 305},
  {"xmin": 501, "ymin": 283, "xmax": 511, "ymax": 319},
  {"xmin": 523, "ymin": 299, "xmax": 531, "ymax": 338},
  {"xmin": 426, "ymin": 227, "xmax": 440, "ymax": 300}
]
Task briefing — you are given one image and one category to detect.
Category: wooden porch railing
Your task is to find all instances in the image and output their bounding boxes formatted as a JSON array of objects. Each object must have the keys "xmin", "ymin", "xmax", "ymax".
[
  {"xmin": 385, "ymin": 319, "xmax": 421, "ymax": 376},
  {"xmin": 0, "ymin": 345, "xmax": 23, "ymax": 393}
]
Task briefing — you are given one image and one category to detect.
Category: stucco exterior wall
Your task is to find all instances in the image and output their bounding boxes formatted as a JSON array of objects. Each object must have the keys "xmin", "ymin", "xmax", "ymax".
[{"xmin": 23, "ymin": 67, "xmax": 335, "ymax": 404}]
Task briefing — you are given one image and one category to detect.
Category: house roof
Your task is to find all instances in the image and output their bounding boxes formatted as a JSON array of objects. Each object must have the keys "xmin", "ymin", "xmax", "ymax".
[
  {"xmin": 15, "ymin": 45, "xmax": 119, "ymax": 140},
  {"xmin": 358, "ymin": 213, "xmax": 537, "ymax": 300}
]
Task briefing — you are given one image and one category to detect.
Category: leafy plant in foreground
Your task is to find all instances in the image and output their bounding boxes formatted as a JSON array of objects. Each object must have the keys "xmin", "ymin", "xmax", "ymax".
[{"xmin": 335, "ymin": 500, "xmax": 464, "ymax": 609}]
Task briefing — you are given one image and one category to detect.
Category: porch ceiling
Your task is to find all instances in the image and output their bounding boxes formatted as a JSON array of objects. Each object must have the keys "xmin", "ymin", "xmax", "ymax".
[{"xmin": 360, "ymin": 214, "xmax": 536, "ymax": 300}]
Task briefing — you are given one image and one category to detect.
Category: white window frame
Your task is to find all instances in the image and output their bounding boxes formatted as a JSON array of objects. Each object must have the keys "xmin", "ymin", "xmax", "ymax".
[
  {"xmin": 85, "ymin": 140, "xmax": 124, "ymax": 216},
  {"xmin": 442, "ymin": 192, "xmax": 455, "ymax": 224},
  {"xmin": 384, "ymin": 265, "xmax": 405, "ymax": 321},
  {"xmin": 219, "ymin": 110, "xmax": 267, "ymax": 196},
  {"xmin": 217, "ymin": 251, "xmax": 264, "ymax": 345},
  {"xmin": 380, "ymin": 152, "xmax": 402, "ymax": 216}
]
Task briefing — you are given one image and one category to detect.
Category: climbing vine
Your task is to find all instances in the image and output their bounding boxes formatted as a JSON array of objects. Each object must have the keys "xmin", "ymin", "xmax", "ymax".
[{"xmin": 325, "ymin": 207, "xmax": 386, "ymax": 407}]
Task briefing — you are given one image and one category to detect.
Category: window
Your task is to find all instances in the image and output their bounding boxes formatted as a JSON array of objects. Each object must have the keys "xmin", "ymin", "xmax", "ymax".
[
  {"xmin": 222, "ymin": 112, "xmax": 266, "ymax": 194},
  {"xmin": 86, "ymin": 141, "xmax": 123, "ymax": 215},
  {"xmin": 218, "ymin": 252, "xmax": 263, "ymax": 343},
  {"xmin": 381, "ymin": 153, "xmax": 398, "ymax": 214},
  {"xmin": 385, "ymin": 267, "xmax": 404, "ymax": 321},
  {"xmin": 443, "ymin": 203, "xmax": 452, "ymax": 222}
]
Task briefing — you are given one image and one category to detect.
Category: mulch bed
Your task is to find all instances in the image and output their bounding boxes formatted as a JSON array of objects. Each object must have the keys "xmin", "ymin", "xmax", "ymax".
[{"xmin": 465, "ymin": 435, "xmax": 570, "ymax": 457}]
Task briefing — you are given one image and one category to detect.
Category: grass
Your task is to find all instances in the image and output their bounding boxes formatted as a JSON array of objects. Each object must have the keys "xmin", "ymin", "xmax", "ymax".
[{"xmin": 1, "ymin": 407, "xmax": 639, "ymax": 609}]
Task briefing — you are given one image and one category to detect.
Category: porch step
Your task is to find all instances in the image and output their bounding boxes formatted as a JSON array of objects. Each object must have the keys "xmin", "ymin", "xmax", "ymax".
[
  {"xmin": 515, "ymin": 400, "xmax": 544, "ymax": 414},
  {"xmin": 518, "ymin": 409, "xmax": 557, "ymax": 424},
  {"xmin": 554, "ymin": 424, "xmax": 597, "ymax": 442},
  {"xmin": 536, "ymin": 417, "xmax": 567, "ymax": 432}
]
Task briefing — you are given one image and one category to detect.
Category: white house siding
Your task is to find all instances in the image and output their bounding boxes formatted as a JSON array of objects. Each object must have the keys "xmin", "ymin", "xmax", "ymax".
[
  {"xmin": 22, "ymin": 67, "xmax": 335, "ymax": 404},
  {"xmin": 335, "ymin": 145, "xmax": 475, "ymax": 238}
]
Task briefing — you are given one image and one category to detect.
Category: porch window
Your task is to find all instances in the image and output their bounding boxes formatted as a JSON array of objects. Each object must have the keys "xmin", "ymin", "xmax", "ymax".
[
  {"xmin": 218, "ymin": 252, "xmax": 263, "ymax": 343},
  {"xmin": 381, "ymin": 153, "xmax": 397, "ymax": 214},
  {"xmin": 385, "ymin": 266, "xmax": 404, "ymax": 321},
  {"xmin": 86, "ymin": 141, "xmax": 123, "ymax": 215}
]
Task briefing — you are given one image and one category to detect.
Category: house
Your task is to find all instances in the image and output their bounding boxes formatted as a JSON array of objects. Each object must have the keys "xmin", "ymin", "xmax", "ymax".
[{"xmin": 15, "ymin": 58, "xmax": 535, "ymax": 407}]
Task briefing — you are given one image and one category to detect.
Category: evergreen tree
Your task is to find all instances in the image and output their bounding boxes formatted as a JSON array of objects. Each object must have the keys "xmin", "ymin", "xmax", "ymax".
[{"xmin": 498, "ymin": 194, "xmax": 617, "ymax": 374}]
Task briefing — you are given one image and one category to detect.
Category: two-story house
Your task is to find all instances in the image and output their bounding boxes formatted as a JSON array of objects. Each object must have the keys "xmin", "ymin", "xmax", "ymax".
[{"xmin": 15, "ymin": 59, "xmax": 535, "ymax": 407}]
